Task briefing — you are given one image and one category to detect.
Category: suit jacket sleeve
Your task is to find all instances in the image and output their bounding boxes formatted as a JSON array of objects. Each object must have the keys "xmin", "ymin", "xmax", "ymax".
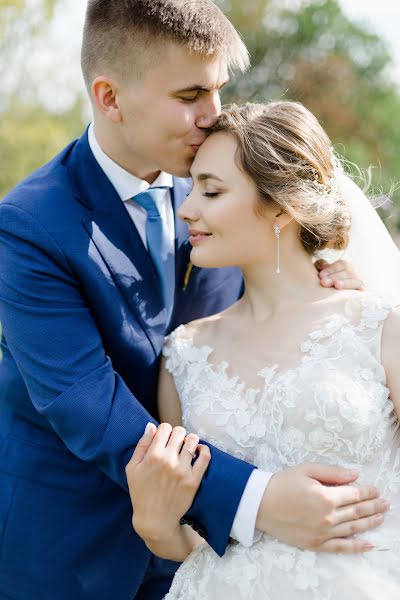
[{"xmin": 0, "ymin": 203, "xmax": 255, "ymax": 556}]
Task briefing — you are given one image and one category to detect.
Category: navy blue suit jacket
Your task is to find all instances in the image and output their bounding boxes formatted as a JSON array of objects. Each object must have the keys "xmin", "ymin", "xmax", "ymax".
[{"xmin": 0, "ymin": 131, "xmax": 255, "ymax": 599}]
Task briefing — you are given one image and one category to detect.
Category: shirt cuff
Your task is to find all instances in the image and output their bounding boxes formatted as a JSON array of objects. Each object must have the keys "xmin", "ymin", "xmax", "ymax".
[{"xmin": 230, "ymin": 470, "xmax": 273, "ymax": 547}]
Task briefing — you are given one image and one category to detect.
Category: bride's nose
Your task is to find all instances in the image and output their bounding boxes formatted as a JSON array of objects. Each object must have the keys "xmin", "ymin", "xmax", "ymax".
[{"xmin": 178, "ymin": 193, "xmax": 201, "ymax": 223}]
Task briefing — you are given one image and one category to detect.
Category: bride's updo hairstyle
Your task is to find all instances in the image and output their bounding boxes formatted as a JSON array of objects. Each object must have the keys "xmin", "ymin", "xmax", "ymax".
[{"xmin": 209, "ymin": 101, "xmax": 350, "ymax": 253}]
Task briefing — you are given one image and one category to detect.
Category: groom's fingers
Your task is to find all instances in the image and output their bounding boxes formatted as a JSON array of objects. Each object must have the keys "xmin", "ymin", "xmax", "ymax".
[
  {"xmin": 332, "ymin": 497, "xmax": 390, "ymax": 525},
  {"xmin": 314, "ymin": 259, "xmax": 329, "ymax": 271},
  {"xmin": 304, "ymin": 463, "xmax": 359, "ymax": 485},
  {"xmin": 317, "ymin": 259, "xmax": 366, "ymax": 290},
  {"xmin": 333, "ymin": 277, "xmax": 366, "ymax": 291},
  {"xmin": 324, "ymin": 484, "xmax": 380, "ymax": 509},
  {"xmin": 318, "ymin": 259, "xmax": 351, "ymax": 277},
  {"xmin": 320, "ymin": 275, "xmax": 364, "ymax": 290},
  {"xmin": 330, "ymin": 512, "xmax": 385, "ymax": 540},
  {"xmin": 318, "ymin": 537, "xmax": 374, "ymax": 554}
]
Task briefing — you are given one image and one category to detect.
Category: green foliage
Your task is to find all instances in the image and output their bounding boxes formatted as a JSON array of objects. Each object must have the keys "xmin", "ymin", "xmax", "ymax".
[
  {"xmin": 216, "ymin": 0, "xmax": 400, "ymax": 229},
  {"xmin": 0, "ymin": 0, "xmax": 86, "ymax": 198},
  {"xmin": 1, "ymin": 0, "xmax": 56, "ymax": 53},
  {"xmin": 0, "ymin": 98, "xmax": 85, "ymax": 198},
  {"xmin": 2, "ymin": 0, "xmax": 400, "ymax": 231}
]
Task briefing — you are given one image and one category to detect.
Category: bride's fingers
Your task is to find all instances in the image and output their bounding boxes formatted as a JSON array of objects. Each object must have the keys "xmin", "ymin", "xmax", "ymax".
[
  {"xmin": 192, "ymin": 444, "xmax": 211, "ymax": 482},
  {"xmin": 126, "ymin": 422, "xmax": 157, "ymax": 469},
  {"xmin": 166, "ymin": 426, "xmax": 187, "ymax": 453},
  {"xmin": 332, "ymin": 497, "xmax": 390, "ymax": 526},
  {"xmin": 179, "ymin": 433, "xmax": 200, "ymax": 466},
  {"xmin": 149, "ymin": 422, "xmax": 173, "ymax": 452}
]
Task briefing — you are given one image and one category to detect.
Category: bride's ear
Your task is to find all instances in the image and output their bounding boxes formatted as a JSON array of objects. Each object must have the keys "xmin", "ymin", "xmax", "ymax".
[{"xmin": 275, "ymin": 212, "xmax": 294, "ymax": 231}]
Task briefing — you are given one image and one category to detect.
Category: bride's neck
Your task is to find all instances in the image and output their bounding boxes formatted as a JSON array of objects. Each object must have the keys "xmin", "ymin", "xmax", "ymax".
[{"xmin": 240, "ymin": 238, "xmax": 333, "ymax": 321}]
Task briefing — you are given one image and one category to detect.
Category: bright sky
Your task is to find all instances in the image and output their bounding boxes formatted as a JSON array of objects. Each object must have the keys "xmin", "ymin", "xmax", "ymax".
[
  {"xmin": 26, "ymin": 0, "xmax": 400, "ymax": 113},
  {"xmin": 339, "ymin": 1, "xmax": 400, "ymax": 81}
]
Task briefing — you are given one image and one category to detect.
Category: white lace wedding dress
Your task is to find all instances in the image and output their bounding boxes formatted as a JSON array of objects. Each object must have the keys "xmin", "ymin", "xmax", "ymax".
[{"xmin": 163, "ymin": 293, "xmax": 400, "ymax": 599}]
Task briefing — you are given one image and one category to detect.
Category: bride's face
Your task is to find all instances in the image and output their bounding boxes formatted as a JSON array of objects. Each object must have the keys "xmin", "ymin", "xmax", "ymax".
[{"xmin": 179, "ymin": 131, "xmax": 275, "ymax": 269}]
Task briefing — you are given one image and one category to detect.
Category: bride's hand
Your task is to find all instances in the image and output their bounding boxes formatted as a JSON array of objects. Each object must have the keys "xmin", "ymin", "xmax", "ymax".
[
  {"xmin": 256, "ymin": 463, "xmax": 389, "ymax": 553},
  {"xmin": 315, "ymin": 259, "xmax": 366, "ymax": 290},
  {"xmin": 125, "ymin": 422, "xmax": 210, "ymax": 548}
]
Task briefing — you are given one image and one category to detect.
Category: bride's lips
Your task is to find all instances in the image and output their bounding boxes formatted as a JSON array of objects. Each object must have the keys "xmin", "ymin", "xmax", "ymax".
[{"xmin": 189, "ymin": 229, "xmax": 212, "ymax": 245}]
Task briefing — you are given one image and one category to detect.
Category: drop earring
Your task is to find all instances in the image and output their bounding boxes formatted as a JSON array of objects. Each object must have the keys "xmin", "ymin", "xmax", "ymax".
[{"xmin": 273, "ymin": 224, "xmax": 281, "ymax": 274}]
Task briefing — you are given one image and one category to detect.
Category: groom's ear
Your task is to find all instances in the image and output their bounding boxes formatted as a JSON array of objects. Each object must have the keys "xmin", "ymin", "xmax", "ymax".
[{"xmin": 91, "ymin": 76, "xmax": 122, "ymax": 123}]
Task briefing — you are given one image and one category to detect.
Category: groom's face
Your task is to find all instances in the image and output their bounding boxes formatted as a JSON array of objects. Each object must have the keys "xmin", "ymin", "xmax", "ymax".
[{"xmin": 117, "ymin": 43, "xmax": 229, "ymax": 180}]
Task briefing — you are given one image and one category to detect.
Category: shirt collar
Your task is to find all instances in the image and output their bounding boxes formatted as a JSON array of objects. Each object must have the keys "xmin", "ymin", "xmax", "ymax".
[{"xmin": 88, "ymin": 123, "xmax": 173, "ymax": 202}]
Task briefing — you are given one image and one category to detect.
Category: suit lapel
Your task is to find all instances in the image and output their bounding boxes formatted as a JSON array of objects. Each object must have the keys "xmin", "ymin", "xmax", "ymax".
[
  {"xmin": 67, "ymin": 131, "xmax": 167, "ymax": 351},
  {"xmin": 171, "ymin": 176, "xmax": 193, "ymax": 294}
]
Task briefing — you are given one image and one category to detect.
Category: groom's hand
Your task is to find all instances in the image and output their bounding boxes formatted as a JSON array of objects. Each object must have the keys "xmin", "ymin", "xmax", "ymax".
[
  {"xmin": 125, "ymin": 422, "xmax": 210, "ymax": 544},
  {"xmin": 315, "ymin": 259, "xmax": 366, "ymax": 290},
  {"xmin": 256, "ymin": 463, "xmax": 389, "ymax": 553}
]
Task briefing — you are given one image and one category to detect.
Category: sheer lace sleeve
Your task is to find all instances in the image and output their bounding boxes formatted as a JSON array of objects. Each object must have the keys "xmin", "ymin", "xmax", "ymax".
[{"xmin": 162, "ymin": 325, "xmax": 188, "ymax": 378}]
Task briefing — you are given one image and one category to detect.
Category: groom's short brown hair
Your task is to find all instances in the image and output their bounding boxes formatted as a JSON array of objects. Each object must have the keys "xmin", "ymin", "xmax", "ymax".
[{"xmin": 81, "ymin": 0, "xmax": 249, "ymax": 90}]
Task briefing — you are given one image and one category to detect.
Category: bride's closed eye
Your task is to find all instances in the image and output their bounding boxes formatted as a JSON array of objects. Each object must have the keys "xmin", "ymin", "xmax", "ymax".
[{"xmin": 202, "ymin": 192, "xmax": 221, "ymax": 198}]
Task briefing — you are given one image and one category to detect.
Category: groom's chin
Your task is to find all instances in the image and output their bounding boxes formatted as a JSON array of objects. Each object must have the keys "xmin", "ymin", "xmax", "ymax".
[{"xmin": 166, "ymin": 157, "xmax": 193, "ymax": 179}]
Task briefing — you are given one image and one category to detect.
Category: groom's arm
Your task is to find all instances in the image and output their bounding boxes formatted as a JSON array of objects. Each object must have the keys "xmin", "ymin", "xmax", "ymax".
[
  {"xmin": 127, "ymin": 423, "xmax": 388, "ymax": 559},
  {"xmin": 0, "ymin": 203, "xmax": 160, "ymax": 488},
  {"xmin": 0, "ymin": 201, "xmax": 255, "ymax": 558}
]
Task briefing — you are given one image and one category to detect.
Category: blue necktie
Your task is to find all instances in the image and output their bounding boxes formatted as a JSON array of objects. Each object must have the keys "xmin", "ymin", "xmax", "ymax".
[{"xmin": 133, "ymin": 187, "xmax": 175, "ymax": 316}]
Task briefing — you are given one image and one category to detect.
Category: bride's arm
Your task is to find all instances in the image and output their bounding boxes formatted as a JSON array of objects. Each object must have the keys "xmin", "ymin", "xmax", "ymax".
[
  {"xmin": 127, "ymin": 359, "xmax": 206, "ymax": 561},
  {"xmin": 157, "ymin": 358, "xmax": 206, "ymax": 555},
  {"xmin": 381, "ymin": 307, "xmax": 400, "ymax": 416},
  {"xmin": 157, "ymin": 355, "xmax": 184, "ymax": 426}
]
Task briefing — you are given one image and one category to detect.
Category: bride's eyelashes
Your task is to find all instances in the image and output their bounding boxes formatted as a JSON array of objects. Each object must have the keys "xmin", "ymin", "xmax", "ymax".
[{"xmin": 202, "ymin": 191, "xmax": 221, "ymax": 198}]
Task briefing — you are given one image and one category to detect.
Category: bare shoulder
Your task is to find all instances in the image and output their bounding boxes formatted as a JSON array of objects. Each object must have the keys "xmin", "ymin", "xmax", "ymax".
[
  {"xmin": 179, "ymin": 302, "xmax": 239, "ymax": 347},
  {"xmin": 180, "ymin": 313, "xmax": 222, "ymax": 346}
]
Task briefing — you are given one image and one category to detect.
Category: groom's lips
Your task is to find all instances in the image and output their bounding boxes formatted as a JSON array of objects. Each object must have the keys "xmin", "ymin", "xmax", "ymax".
[
  {"xmin": 189, "ymin": 138, "xmax": 206, "ymax": 152},
  {"xmin": 189, "ymin": 144, "xmax": 202, "ymax": 153}
]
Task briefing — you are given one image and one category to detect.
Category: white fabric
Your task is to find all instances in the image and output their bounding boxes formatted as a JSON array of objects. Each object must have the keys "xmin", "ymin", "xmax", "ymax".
[
  {"xmin": 88, "ymin": 123, "xmax": 174, "ymax": 250},
  {"xmin": 163, "ymin": 292, "xmax": 400, "ymax": 599},
  {"xmin": 320, "ymin": 173, "xmax": 400, "ymax": 304},
  {"xmin": 87, "ymin": 123, "xmax": 265, "ymax": 546},
  {"xmin": 230, "ymin": 470, "xmax": 272, "ymax": 546}
]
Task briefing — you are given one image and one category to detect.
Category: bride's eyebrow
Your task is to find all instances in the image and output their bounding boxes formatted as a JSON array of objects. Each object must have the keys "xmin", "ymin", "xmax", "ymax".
[{"xmin": 196, "ymin": 173, "xmax": 224, "ymax": 182}]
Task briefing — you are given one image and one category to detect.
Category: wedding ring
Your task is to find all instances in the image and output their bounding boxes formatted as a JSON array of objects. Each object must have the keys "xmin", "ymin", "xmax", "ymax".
[{"xmin": 185, "ymin": 448, "xmax": 196, "ymax": 458}]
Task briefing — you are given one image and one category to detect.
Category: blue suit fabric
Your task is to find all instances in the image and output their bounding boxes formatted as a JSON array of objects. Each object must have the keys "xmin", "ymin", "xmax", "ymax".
[{"xmin": 0, "ymin": 130, "xmax": 255, "ymax": 599}]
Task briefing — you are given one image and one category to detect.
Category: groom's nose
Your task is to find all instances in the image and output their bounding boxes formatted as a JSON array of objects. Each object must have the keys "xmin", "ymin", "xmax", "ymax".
[{"xmin": 195, "ymin": 90, "xmax": 221, "ymax": 129}]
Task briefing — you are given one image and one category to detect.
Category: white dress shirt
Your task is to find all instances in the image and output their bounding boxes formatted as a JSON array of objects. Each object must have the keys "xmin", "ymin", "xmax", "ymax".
[{"xmin": 88, "ymin": 123, "xmax": 272, "ymax": 546}]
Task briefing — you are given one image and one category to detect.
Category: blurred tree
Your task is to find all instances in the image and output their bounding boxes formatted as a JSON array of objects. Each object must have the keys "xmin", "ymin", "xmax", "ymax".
[
  {"xmin": 2, "ymin": 0, "xmax": 400, "ymax": 234},
  {"xmin": 0, "ymin": 0, "xmax": 86, "ymax": 197},
  {"xmin": 1, "ymin": 0, "xmax": 57, "ymax": 109},
  {"xmin": 0, "ymin": 98, "xmax": 85, "ymax": 196},
  {"xmin": 216, "ymin": 0, "xmax": 400, "ymax": 230}
]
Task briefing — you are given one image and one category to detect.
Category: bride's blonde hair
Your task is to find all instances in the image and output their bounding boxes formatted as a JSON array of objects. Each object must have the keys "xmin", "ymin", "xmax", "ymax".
[{"xmin": 210, "ymin": 101, "xmax": 350, "ymax": 254}]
